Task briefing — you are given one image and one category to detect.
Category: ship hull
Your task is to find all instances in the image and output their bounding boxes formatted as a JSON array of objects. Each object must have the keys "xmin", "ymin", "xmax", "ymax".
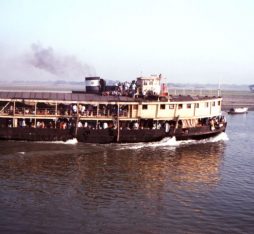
[{"xmin": 0, "ymin": 124, "xmax": 226, "ymax": 144}]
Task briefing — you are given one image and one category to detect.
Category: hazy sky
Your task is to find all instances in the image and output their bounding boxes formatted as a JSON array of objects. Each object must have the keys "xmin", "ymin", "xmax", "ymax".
[{"xmin": 1, "ymin": 0, "xmax": 254, "ymax": 84}]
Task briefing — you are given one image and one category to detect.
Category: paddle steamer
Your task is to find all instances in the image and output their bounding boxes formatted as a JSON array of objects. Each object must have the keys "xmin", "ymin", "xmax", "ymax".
[{"xmin": 0, "ymin": 75, "xmax": 227, "ymax": 143}]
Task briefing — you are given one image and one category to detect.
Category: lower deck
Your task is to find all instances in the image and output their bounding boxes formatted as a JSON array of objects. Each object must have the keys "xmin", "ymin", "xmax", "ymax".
[{"xmin": 0, "ymin": 122, "xmax": 227, "ymax": 143}]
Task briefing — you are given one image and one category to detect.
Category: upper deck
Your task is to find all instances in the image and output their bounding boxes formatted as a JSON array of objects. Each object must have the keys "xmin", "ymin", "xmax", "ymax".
[
  {"xmin": 0, "ymin": 90, "xmax": 220, "ymax": 103},
  {"xmin": 0, "ymin": 90, "xmax": 223, "ymax": 121}
]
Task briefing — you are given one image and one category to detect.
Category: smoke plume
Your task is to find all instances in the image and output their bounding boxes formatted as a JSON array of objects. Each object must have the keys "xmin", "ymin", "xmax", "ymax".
[{"xmin": 28, "ymin": 43, "xmax": 95, "ymax": 80}]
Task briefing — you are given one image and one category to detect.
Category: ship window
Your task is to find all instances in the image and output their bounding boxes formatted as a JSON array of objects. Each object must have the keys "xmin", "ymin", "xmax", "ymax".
[
  {"xmin": 195, "ymin": 103, "xmax": 199, "ymax": 108},
  {"xmin": 187, "ymin": 103, "xmax": 191, "ymax": 109},
  {"xmin": 205, "ymin": 102, "xmax": 209, "ymax": 108},
  {"xmin": 160, "ymin": 104, "xmax": 166, "ymax": 109},
  {"xmin": 143, "ymin": 82, "xmax": 147, "ymax": 85},
  {"xmin": 212, "ymin": 101, "xmax": 216, "ymax": 106},
  {"xmin": 149, "ymin": 81, "xmax": 153, "ymax": 85},
  {"xmin": 178, "ymin": 104, "xmax": 183, "ymax": 109},
  {"xmin": 142, "ymin": 104, "xmax": 148, "ymax": 110},
  {"xmin": 218, "ymin": 101, "xmax": 221, "ymax": 106},
  {"xmin": 169, "ymin": 104, "xmax": 174, "ymax": 109}
]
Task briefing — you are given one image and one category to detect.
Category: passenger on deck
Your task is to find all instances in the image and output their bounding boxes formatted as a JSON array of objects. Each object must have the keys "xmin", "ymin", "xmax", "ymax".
[
  {"xmin": 80, "ymin": 105, "xmax": 86, "ymax": 115},
  {"xmin": 40, "ymin": 121, "xmax": 45, "ymax": 128},
  {"xmin": 165, "ymin": 122, "xmax": 170, "ymax": 132},
  {"xmin": 60, "ymin": 121, "xmax": 67, "ymax": 129},
  {"xmin": 87, "ymin": 105, "xmax": 93, "ymax": 116},
  {"xmin": 103, "ymin": 122, "xmax": 108, "ymax": 129},
  {"xmin": 36, "ymin": 121, "xmax": 41, "ymax": 128},
  {"xmin": 8, "ymin": 121, "xmax": 12, "ymax": 128},
  {"xmin": 48, "ymin": 121, "xmax": 54, "ymax": 128},
  {"xmin": 133, "ymin": 122, "xmax": 139, "ymax": 130},
  {"xmin": 157, "ymin": 122, "xmax": 161, "ymax": 129},
  {"xmin": 153, "ymin": 123, "xmax": 156, "ymax": 129},
  {"xmin": 9, "ymin": 105, "xmax": 14, "ymax": 115},
  {"xmin": 72, "ymin": 104, "xmax": 77, "ymax": 114},
  {"xmin": 78, "ymin": 121, "xmax": 83, "ymax": 128},
  {"xmin": 210, "ymin": 119, "xmax": 215, "ymax": 131},
  {"xmin": 21, "ymin": 119, "xmax": 26, "ymax": 128}
]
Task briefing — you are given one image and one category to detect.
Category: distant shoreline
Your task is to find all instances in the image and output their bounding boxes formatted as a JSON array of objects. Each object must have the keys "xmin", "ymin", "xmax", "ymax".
[{"xmin": 0, "ymin": 84, "xmax": 253, "ymax": 111}]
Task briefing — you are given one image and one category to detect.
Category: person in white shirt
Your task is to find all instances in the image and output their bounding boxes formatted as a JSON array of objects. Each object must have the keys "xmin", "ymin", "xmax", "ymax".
[
  {"xmin": 72, "ymin": 104, "xmax": 77, "ymax": 114},
  {"xmin": 77, "ymin": 121, "xmax": 83, "ymax": 128}
]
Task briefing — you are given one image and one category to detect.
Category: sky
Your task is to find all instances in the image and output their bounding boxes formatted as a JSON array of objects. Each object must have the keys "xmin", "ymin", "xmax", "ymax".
[{"xmin": 0, "ymin": 0, "xmax": 254, "ymax": 84}]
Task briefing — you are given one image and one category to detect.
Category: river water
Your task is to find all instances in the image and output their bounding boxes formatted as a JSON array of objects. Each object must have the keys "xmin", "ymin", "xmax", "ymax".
[{"xmin": 0, "ymin": 112, "xmax": 254, "ymax": 234}]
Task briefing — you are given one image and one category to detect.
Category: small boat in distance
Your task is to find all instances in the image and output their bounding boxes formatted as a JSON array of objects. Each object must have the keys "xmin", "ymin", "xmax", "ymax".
[{"xmin": 228, "ymin": 107, "xmax": 248, "ymax": 114}]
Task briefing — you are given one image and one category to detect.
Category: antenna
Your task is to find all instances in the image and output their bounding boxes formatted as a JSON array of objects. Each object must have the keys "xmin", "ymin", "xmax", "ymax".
[{"xmin": 217, "ymin": 80, "xmax": 221, "ymax": 96}]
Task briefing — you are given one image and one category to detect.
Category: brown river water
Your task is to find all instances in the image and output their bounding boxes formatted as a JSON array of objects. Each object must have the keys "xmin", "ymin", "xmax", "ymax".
[{"xmin": 0, "ymin": 112, "xmax": 254, "ymax": 234}]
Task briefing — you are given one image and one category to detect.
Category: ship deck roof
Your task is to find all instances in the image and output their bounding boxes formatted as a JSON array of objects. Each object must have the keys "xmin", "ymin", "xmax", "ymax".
[{"xmin": 0, "ymin": 91, "xmax": 220, "ymax": 103}]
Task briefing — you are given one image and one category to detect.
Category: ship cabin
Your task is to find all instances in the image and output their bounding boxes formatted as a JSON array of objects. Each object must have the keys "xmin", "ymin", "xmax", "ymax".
[{"xmin": 136, "ymin": 74, "xmax": 161, "ymax": 96}]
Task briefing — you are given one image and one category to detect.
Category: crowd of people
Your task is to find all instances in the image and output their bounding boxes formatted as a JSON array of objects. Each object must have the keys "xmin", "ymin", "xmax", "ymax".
[
  {"xmin": 102, "ymin": 80, "xmax": 137, "ymax": 97},
  {"xmin": 4, "ymin": 118, "xmax": 172, "ymax": 131},
  {"xmin": 1, "ymin": 102, "xmax": 130, "ymax": 118}
]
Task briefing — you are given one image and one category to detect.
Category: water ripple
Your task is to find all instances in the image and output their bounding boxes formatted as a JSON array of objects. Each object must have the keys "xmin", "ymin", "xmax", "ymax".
[{"xmin": 0, "ymin": 113, "xmax": 254, "ymax": 233}]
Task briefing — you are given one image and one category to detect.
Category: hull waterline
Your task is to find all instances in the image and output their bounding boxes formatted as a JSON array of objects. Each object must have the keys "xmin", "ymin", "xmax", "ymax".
[{"xmin": 0, "ymin": 124, "xmax": 227, "ymax": 144}]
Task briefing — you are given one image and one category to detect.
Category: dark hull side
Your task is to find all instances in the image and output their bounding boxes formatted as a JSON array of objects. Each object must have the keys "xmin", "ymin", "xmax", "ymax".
[
  {"xmin": 0, "ymin": 124, "xmax": 227, "ymax": 144},
  {"xmin": 228, "ymin": 111, "xmax": 248, "ymax": 115}
]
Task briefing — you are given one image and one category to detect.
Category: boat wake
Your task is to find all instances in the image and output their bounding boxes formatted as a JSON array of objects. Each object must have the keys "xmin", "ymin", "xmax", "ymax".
[
  {"xmin": 117, "ymin": 132, "xmax": 229, "ymax": 150},
  {"xmin": 207, "ymin": 132, "xmax": 229, "ymax": 142},
  {"xmin": 63, "ymin": 138, "xmax": 78, "ymax": 144},
  {"xmin": 118, "ymin": 137, "xmax": 180, "ymax": 150},
  {"xmin": 35, "ymin": 138, "xmax": 78, "ymax": 145},
  {"xmin": 31, "ymin": 132, "xmax": 229, "ymax": 148}
]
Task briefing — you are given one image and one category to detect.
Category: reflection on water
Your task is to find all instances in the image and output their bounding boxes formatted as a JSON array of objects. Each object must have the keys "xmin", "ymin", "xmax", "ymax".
[
  {"xmin": 0, "ymin": 141, "xmax": 225, "ymax": 192},
  {"xmin": 0, "ymin": 139, "xmax": 227, "ymax": 233}
]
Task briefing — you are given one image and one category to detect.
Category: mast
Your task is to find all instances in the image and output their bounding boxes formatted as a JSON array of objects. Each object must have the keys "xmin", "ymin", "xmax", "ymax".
[{"xmin": 116, "ymin": 104, "xmax": 120, "ymax": 142}]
